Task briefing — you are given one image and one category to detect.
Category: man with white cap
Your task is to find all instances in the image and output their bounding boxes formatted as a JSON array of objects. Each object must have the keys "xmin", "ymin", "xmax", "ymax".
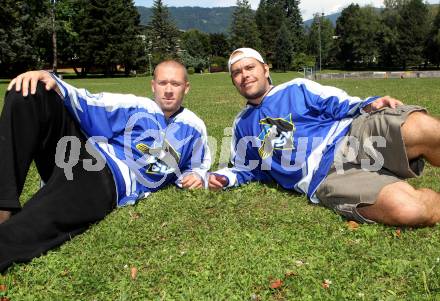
[{"xmin": 209, "ymin": 47, "xmax": 440, "ymax": 227}]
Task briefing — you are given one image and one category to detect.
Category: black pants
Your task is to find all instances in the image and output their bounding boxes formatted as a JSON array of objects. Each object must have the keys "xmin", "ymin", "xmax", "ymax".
[{"xmin": 0, "ymin": 82, "xmax": 116, "ymax": 272}]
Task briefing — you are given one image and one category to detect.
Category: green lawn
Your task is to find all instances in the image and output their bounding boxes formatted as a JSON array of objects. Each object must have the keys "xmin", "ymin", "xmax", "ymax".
[{"xmin": 0, "ymin": 73, "xmax": 439, "ymax": 300}]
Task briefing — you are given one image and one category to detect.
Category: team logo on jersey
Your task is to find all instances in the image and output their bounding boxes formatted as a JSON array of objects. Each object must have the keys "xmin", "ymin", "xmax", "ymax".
[
  {"xmin": 257, "ymin": 114, "xmax": 296, "ymax": 159},
  {"xmin": 136, "ymin": 140, "xmax": 180, "ymax": 175}
]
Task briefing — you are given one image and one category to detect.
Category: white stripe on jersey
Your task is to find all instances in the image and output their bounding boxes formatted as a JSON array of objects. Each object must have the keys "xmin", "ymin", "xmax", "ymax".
[
  {"xmin": 53, "ymin": 76, "xmax": 162, "ymax": 114},
  {"xmin": 267, "ymin": 78, "xmax": 373, "ymax": 106},
  {"xmin": 97, "ymin": 141, "xmax": 134, "ymax": 197},
  {"xmin": 295, "ymin": 118, "xmax": 352, "ymax": 202},
  {"xmin": 173, "ymin": 108, "xmax": 212, "ymax": 177},
  {"xmin": 230, "ymin": 105, "xmax": 252, "ymax": 163},
  {"xmin": 214, "ymin": 167, "xmax": 238, "ymax": 187}
]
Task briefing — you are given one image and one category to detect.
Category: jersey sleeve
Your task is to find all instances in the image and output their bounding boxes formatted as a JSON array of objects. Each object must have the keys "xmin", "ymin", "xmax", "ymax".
[
  {"xmin": 211, "ymin": 118, "xmax": 258, "ymax": 188},
  {"xmin": 211, "ymin": 166, "xmax": 257, "ymax": 188},
  {"xmin": 51, "ymin": 74, "xmax": 161, "ymax": 138},
  {"xmin": 298, "ymin": 78, "xmax": 379, "ymax": 119},
  {"xmin": 175, "ymin": 121, "xmax": 212, "ymax": 187}
]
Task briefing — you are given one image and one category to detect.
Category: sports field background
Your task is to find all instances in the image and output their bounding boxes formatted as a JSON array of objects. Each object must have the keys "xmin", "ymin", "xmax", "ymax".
[{"xmin": 0, "ymin": 72, "xmax": 439, "ymax": 300}]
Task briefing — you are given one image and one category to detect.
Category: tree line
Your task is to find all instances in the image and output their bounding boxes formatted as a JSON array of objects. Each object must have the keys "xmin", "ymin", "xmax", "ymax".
[
  {"xmin": 1, "ymin": 0, "xmax": 143, "ymax": 77},
  {"xmin": 231, "ymin": 0, "xmax": 440, "ymax": 71},
  {"xmin": 1, "ymin": 0, "xmax": 439, "ymax": 77}
]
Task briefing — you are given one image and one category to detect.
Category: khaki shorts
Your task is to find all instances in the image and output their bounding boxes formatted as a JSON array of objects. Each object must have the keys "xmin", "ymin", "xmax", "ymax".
[{"xmin": 315, "ymin": 105, "xmax": 427, "ymax": 223}]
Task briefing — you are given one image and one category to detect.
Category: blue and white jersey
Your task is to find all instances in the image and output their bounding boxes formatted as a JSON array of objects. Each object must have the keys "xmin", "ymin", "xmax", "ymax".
[
  {"xmin": 214, "ymin": 78, "xmax": 379, "ymax": 203},
  {"xmin": 52, "ymin": 75, "xmax": 211, "ymax": 207}
]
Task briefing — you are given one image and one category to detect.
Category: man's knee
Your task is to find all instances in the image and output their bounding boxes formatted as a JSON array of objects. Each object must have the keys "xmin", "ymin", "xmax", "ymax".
[
  {"xmin": 5, "ymin": 81, "xmax": 38, "ymax": 103},
  {"xmin": 404, "ymin": 111, "xmax": 439, "ymax": 136},
  {"xmin": 4, "ymin": 85, "xmax": 25, "ymax": 104},
  {"xmin": 4, "ymin": 81, "xmax": 54, "ymax": 112},
  {"xmin": 360, "ymin": 182, "xmax": 434, "ymax": 226},
  {"xmin": 402, "ymin": 111, "xmax": 440, "ymax": 161},
  {"xmin": 385, "ymin": 198, "xmax": 432, "ymax": 226}
]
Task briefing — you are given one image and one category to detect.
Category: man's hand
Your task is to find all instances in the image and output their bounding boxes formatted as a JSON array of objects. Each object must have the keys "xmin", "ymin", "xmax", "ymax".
[
  {"xmin": 208, "ymin": 174, "xmax": 228, "ymax": 191},
  {"xmin": 0, "ymin": 210, "xmax": 11, "ymax": 224},
  {"xmin": 7, "ymin": 70, "xmax": 60, "ymax": 97},
  {"xmin": 364, "ymin": 95, "xmax": 404, "ymax": 112},
  {"xmin": 180, "ymin": 173, "xmax": 203, "ymax": 189}
]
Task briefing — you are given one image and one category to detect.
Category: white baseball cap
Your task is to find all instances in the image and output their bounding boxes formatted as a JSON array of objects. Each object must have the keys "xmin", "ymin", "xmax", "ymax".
[{"xmin": 228, "ymin": 48, "xmax": 272, "ymax": 84}]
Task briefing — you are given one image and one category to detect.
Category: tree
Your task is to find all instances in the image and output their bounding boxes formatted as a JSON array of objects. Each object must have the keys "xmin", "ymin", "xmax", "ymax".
[
  {"xmin": 283, "ymin": 0, "xmax": 305, "ymax": 54},
  {"xmin": 72, "ymin": 0, "xmax": 143, "ymax": 75},
  {"xmin": 0, "ymin": 1, "xmax": 24, "ymax": 75},
  {"xmin": 209, "ymin": 33, "xmax": 230, "ymax": 57},
  {"xmin": 54, "ymin": 0, "xmax": 81, "ymax": 66},
  {"xmin": 383, "ymin": 0, "xmax": 410, "ymax": 9},
  {"xmin": 50, "ymin": 0, "xmax": 57, "ymax": 72},
  {"xmin": 178, "ymin": 51, "xmax": 207, "ymax": 73},
  {"xmin": 335, "ymin": 4, "xmax": 381, "ymax": 68},
  {"xmin": 425, "ymin": 5, "xmax": 440, "ymax": 67},
  {"xmin": 306, "ymin": 13, "xmax": 334, "ymax": 68},
  {"xmin": 377, "ymin": 3, "xmax": 401, "ymax": 67},
  {"xmin": 146, "ymin": 0, "xmax": 180, "ymax": 64},
  {"xmin": 120, "ymin": 0, "xmax": 146, "ymax": 75},
  {"xmin": 395, "ymin": 0, "xmax": 429, "ymax": 69},
  {"xmin": 274, "ymin": 22, "xmax": 293, "ymax": 71},
  {"xmin": 0, "ymin": 0, "xmax": 47, "ymax": 76},
  {"xmin": 256, "ymin": 0, "xmax": 305, "ymax": 62},
  {"xmin": 256, "ymin": 0, "xmax": 285, "ymax": 60},
  {"xmin": 181, "ymin": 29, "xmax": 210, "ymax": 58},
  {"xmin": 30, "ymin": 0, "xmax": 81, "ymax": 73},
  {"xmin": 291, "ymin": 52, "xmax": 316, "ymax": 70},
  {"xmin": 230, "ymin": 0, "xmax": 261, "ymax": 51},
  {"xmin": 180, "ymin": 29, "xmax": 210, "ymax": 72}
]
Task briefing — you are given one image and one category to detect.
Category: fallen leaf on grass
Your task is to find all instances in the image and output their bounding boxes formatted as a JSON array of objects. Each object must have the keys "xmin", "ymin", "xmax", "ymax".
[
  {"xmin": 322, "ymin": 279, "xmax": 332, "ymax": 289},
  {"xmin": 129, "ymin": 211, "xmax": 140, "ymax": 221},
  {"xmin": 131, "ymin": 267, "xmax": 138, "ymax": 280},
  {"xmin": 270, "ymin": 279, "xmax": 283, "ymax": 289},
  {"xmin": 395, "ymin": 228, "xmax": 401, "ymax": 238},
  {"xmin": 0, "ymin": 297, "xmax": 10, "ymax": 301},
  {"xmin": 0, "ymin": 285, "xmax": 6, "ymax": 291},
  {"xmin": 347, "ymin": 220, "xmax": 359, "ymax": 230},
  {"xmin": 284, "ymin": 271, "xmax": 298, "ymax": 278},
  {"xmin": 60, "ymin": 269, "xmax": 69, "ymax": 277}
]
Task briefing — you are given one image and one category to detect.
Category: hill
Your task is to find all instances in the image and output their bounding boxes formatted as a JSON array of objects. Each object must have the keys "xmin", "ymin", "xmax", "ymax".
[
  {"xmin": 136, "ymin": 6, "xmax": 234, "ymax": 33},
  {"xmin": 136, "ymin": 5, "xmax": 335, "ymax": 33},
  {"xmin": 303, "ymin": 12, "xmax": 340, "ymax": 27},
  {"xmin": 137, "ymin": 4, "xmax": 439, "ymax": 33}
]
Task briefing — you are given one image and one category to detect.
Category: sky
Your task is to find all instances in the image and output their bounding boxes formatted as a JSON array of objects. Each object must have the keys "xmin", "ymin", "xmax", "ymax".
[{"xmin": 134, "ymin": 0, "xmax": 438, "ymax": 20}]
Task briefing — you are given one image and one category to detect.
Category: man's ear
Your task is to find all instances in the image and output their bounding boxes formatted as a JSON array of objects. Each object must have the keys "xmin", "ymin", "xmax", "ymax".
[
  {"xmin": 264, "ymin": 64, "xmax": 270, "ymax": 80},
  {"xmin": 184, "ymin": 82, "xmax": 190, "ymax": 95},
  {"xmin": 151, "ymin": 79, "xmax": 155, "ymax": 93}
]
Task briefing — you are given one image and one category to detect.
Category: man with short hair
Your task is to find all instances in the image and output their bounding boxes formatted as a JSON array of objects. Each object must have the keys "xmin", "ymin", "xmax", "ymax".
[
  {"xmin": 0, "ymin": 60, "xmax": 210, "ymax": 271},
  {"xmin": 209, "ymin": 47, "xmax": 440, "ymax": 227}
]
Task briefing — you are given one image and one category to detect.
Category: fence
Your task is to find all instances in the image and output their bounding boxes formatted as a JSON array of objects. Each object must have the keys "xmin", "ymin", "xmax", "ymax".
[{"xmin": 313, "ymin": 70, "xmax": 440, "ymax": 80}]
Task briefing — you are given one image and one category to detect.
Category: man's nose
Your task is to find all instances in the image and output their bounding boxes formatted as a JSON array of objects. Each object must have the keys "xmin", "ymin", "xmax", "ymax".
[
  {"xmin": 241, "ymin": 69, "xmax": 251, "ymax": 79},
  {"xmin": 165, "ymin": 83, "xmax": 173, "ymax": 92}
]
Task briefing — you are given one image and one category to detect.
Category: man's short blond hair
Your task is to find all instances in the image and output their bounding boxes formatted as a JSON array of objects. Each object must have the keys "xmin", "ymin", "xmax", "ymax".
[{"xmin": 153, "ymin": 60, "xmax": 188, "ymax": 82}]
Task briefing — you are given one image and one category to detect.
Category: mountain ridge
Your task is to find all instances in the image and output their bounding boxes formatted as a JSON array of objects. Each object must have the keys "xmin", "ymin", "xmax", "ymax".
[
  {"xmin": 137, "ymin": 6, "xmax": 234, "ymax": 33},
  {"xmin": 137, "ymin": 4, "xmax": 439, "ymax": 33}
]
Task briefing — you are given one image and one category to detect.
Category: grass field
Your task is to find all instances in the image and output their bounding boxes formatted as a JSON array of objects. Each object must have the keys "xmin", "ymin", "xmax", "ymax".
[{"xmin": 0, "ymin": 73, "xmax": 439, "ymax": 300}]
